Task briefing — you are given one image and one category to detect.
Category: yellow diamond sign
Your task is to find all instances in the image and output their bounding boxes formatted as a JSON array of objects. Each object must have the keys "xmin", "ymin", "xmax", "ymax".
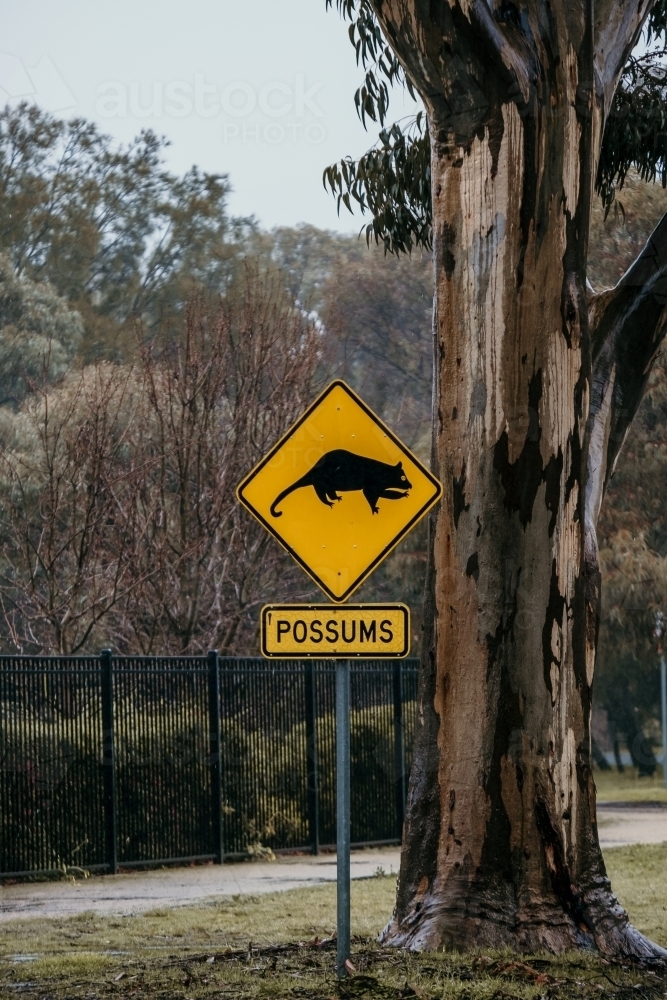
[{"xmin": 236, "ymin": 380, "xmax": 442, "ymax": 603}]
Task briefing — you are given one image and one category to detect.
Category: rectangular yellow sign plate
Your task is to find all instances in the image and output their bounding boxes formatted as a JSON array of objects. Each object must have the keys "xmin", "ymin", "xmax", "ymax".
[
  {"xmin": 236, "ymin": 380, "xmax": 442, "ymax": 603},
  {"xmin": 261, "ymin": 604, "xmax": 410, "ymax": 659}
]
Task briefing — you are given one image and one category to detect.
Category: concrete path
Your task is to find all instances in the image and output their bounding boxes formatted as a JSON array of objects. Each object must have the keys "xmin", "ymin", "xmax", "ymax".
[
  {"xmin": 1, "ymin": 804, "xmax": 666, "ymax": 922},
  {"xmin": 596, "ymin": 801, "xmax": 667, "ymax": 848},
  {"xmin": 0, "ymin": 849, "xmax": 400, "ymax": 921}
]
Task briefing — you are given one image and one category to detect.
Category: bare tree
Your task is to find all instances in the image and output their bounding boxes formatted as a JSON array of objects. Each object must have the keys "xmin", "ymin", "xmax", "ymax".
[
  {"xmin": 106, "ymin": 267, "xmax": 322, "ymax": 654},
  {"xmin": 0, "ymin": 362, "xmax": 149, "ymax": 653},
  {"xmin": 0, "ymin": 268, "xmax": 322, "ymax": 655}
]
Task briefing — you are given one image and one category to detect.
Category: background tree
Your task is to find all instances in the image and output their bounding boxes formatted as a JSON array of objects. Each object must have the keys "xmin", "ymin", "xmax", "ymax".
[
  {"xmin": 0, "ymin": 362, "xmax": 147, "ymax": 654},
  {"xmin": 0, "ymin": 255, "xmax": 82, "ymax": 406},
  {"xmin": 325, "ymin": 0, "xmax": 667, "ymax": 958},
  {"xmin": 0, "ymin": 268, "xmax": 321, "ymax": 656},
  {"xmin": 267, "ymin": 224, "xmax": 433, "ymax": 448},
  {"xmin": 3, "ymin": 94, "xmax": 667, "ymax": 716},
  {"xmin": 0, "ymin": 104, "xmax": 440, "ymax": 656},
  {"xmin": 0, "ymin": 104, "xmax": 246, "ymax": 360},
  {"xmin": 106, "ymin": 269, "xmax": 321, "ymax": 655}
]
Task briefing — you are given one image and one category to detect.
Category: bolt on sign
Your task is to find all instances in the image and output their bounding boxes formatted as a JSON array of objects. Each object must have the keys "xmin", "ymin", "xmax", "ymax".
[
  {"xmin": 236, "ymin": 380, "xmax": 442, "ymax": 604},
  {"xmin": 261, "ymin": 604, "xmax": 410, "ymax": 659}
]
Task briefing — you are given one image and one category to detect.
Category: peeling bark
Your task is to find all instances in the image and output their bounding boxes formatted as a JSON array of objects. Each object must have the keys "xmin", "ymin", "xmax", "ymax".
[{"xmin": 371, "ymin": 0, "xmax": 667, "ymax": 958}]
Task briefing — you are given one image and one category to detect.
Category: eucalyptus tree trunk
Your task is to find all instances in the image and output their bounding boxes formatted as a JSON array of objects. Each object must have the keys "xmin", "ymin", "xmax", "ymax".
[{"xmin": 372, "ymin": 0, "xmax": 667, "ymax": 956}]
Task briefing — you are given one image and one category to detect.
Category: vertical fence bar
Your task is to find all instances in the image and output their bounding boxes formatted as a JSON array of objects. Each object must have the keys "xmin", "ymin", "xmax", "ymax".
[
  {"xmin": 304, "ymin": 661, "xmax": 320, "ymax": 855},
  {"xmin": 100, "ymin": 649, "xmax": 117, "ymax": 875},
  {"xmin": 208, "ymin": 650, "xmax": 224, "ymax": 864},
  {"xmin": 393, "ymin": 661, "xmax": 406, "ymax": 838},
  {"xmin": 336, "ymin": 659, "xmax": 351, "ymax": 978}
]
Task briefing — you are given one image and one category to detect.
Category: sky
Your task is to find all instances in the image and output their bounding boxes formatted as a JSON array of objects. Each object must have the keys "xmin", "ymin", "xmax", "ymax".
[{"xmin": 0, "ymin": 0, "xmax": 420, "ymax": 233}]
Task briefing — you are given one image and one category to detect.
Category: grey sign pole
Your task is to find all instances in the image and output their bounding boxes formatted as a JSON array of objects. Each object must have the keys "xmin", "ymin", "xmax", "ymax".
[
  {"xmin": 336, "ymin": 659, "xmax": 351, "ymax": 978},
  {"xmin": 661, "ymin": 654, "xmax": 667, "ymax": 789}
]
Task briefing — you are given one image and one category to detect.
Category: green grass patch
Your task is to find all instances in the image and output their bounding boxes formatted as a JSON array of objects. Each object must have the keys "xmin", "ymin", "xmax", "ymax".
[
  {"xmin": 605, "ymin": 843, "xmax": 667, "ymax": 946},
  {"xmin": 2, "ymin": 845, "xmax": 666, "ymax": 998},
  {"xmin": 0, "ymin": 875, "xmax": 395, "ymax": 969},
  {"xmin": 595, "ymin": 766, "xmax": 667, "ymax": 802}
]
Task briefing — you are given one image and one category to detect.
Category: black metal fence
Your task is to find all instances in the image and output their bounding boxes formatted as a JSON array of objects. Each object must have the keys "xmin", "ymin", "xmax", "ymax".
[{"xmin": 0, "ymin": 653, "xmax": 419, "ymax": 878}]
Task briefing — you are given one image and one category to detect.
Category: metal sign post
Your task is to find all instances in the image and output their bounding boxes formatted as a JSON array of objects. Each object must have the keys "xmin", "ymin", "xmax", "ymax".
[
  {"xmin": 235, "ymin": 379, "xmax": 443, "ymax": 979},
  {"xmin": 656, "ymin": 614, "xmax": 667, "ymax": 788},
  {"xmin": 336, "ymin": 659, "xmax": 351, "ymax": 978}
]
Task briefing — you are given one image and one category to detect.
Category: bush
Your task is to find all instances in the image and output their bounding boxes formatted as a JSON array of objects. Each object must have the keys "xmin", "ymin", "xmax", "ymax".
[{"xmin": 1, "ymin": 685, "xmax": 415, "ymax": 874}]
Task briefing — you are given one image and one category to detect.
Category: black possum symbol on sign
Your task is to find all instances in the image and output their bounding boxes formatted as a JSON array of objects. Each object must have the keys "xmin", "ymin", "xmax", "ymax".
[{"xmin": 270, "ymin": 449, "xmax": 412, "ymax": 518}]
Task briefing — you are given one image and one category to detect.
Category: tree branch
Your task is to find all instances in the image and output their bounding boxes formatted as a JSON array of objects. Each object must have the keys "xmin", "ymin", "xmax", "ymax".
[
  {"xmin": 586, "ymin": 211, "xmax": 667, "ymax": 539},
  {"xmin": 368, "ymin": 0, "xmax": 533, "ymax": 141},
  {"xmin": 594, "ymin": 0, "xmax": 657, "ymax": 117}
]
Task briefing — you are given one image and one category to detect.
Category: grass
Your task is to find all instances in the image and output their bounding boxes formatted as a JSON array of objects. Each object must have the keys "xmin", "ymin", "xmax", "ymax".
[
  {"xmin": 604, "ymin": 843, "xmax": 667, "ymax": 944},
  {"xmin": 2, "ymin": 844, "xmax": 667, "ymax": 998},
  {"xmin": 595, "ymin": 766, "xmax": 667, "ymax": 803}
]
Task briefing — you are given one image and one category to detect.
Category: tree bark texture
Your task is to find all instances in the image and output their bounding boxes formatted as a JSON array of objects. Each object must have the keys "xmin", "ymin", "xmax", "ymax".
[{"xmin": 372, "ymin": 0, "xmax": 667, "ymax": 956}]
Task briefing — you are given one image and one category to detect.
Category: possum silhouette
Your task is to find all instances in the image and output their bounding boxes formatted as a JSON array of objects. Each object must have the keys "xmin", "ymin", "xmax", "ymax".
[{"xmin": 270, "ymin": 449, "xmax": 412, "ymax": 517}]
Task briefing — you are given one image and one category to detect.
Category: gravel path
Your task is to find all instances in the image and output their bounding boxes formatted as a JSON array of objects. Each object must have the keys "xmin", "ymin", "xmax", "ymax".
[{"xmin": 1, "ymin": 804, "xmax": 665, "ymax": 921}]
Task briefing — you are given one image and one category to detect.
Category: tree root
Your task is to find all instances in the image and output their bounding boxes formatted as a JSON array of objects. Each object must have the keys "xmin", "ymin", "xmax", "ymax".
[{"xmin": 380, "ymin": 882, "xmax": 667, "ymax": 962}]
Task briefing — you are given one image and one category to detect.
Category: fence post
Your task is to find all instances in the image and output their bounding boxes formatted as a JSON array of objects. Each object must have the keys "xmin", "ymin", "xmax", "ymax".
[
  {"xmin": 304, "ymin": 661, "xmax": 319, "ymax": 855},
  {"xmin": 208, "ymin": 650, "xmax": 224, "ymax": 864},
  {"xmin": 100, "ymin": 649, "xmax": 117, "ymax": 875},
  {"xmin": 393, "ymin": 661, "xmax": 406, "ymax": 839}
]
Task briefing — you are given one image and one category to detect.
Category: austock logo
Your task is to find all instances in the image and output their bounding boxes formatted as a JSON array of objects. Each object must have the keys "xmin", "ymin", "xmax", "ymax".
[
  {"xmin": 0, "ymin": 52, "xmax": 76, "ymax": 113},
  {"xmin": 94, "ymin": 74, "xmax": 327, "ymax": 145},
  {"xmin": 0, "ymin": 55, "xmax": 327, "ymax": 147}
]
